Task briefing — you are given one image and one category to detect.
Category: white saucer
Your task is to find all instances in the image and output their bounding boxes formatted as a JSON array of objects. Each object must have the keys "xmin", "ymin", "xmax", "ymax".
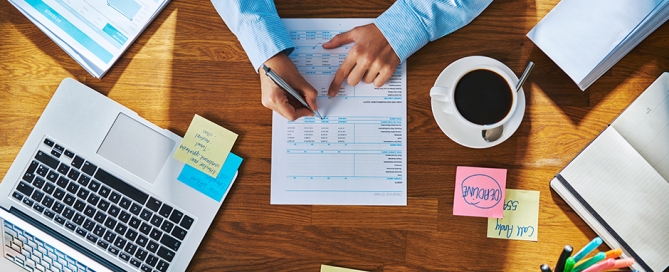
[{"xmin": 431, "ymin": 56, "xmax": 526, "ymax": 149}]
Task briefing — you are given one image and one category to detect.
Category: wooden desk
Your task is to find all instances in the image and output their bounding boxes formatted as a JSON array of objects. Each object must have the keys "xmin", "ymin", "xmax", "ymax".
[{"xmin": 1, "ymin": 0, "xmax": 667, "ymax": 271}]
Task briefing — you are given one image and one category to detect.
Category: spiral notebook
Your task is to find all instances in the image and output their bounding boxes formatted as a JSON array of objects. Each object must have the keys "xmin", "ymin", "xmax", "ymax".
[{"xmin": 550, "ymin": 72, "xmax": 669, "ymax": 272}]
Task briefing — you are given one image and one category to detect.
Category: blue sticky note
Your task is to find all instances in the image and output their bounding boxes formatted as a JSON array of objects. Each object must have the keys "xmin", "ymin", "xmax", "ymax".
[{"xmin": 177, "ymin": 153, "xmax": 242, "ymax": 202}]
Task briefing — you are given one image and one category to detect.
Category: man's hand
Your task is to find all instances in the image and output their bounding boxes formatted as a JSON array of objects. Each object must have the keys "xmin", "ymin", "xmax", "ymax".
[
  {"xmin": 259, "ymin": 52, "xmax": 319, "ymax": 121},
  {"xmin": 323, "ymin": 23, "xmax": 400, "ymax": 97}
]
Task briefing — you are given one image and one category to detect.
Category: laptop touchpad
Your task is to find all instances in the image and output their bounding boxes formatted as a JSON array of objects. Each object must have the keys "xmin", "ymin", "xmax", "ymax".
[{"xmin": 97, "ymin": 113, "xmax": 175, "ymax": 184}]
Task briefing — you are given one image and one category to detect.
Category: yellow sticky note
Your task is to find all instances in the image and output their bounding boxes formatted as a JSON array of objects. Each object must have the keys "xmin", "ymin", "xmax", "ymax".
[
  {"xmin": 487, "ymin": 189, "xmax": 540, "ymax": 241},
  {"xmin": 320, "ymin": 265, "xmax": 367, "ymax": 272},
  {"xmin": 173, "ymin": 114, "xmax": 238, "ymax": 178}
]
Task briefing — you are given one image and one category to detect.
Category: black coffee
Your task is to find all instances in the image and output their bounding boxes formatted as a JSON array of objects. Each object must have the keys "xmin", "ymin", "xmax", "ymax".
[{"xmin": 454, "ymin": 69, "xmax": 513, "ymax": 125}]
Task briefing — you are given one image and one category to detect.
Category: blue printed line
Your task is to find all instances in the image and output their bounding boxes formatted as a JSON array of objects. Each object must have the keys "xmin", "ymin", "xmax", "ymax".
[
  {"xmin": 102, "ymin": 23, "xmax": 128, "ymax": 46},
  {"xmin": 286, "ymin": 142, "xmax": 403, "ymax": 144},
  {"xmin": 354, "ymin": 123, "xmax": 356, "ymax": 143},
  {"xmin": 286, "ymin": 150, "xmax": 402, "ymax": 153},
  {"xmin": 292, "ymin": 116, "xmax": 403, "ymax": 119},
  {"xmin": 287, "ymin": 176, "xmax": 401, "ymax": 179},
  {"xmin": 26, "ymin": 0, "xmax": 113, "ymax": 63},
  {"xmin": 286, "ymin": 190, "xmax": 402, "ymax": 193}
]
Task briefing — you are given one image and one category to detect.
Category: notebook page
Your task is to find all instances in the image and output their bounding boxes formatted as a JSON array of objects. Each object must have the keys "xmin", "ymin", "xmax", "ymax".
[
  {"xmin": 561, "ymin": 127, "xmax": 669, "ymax": 271},
  {"xmin": 612, "ymin": 72, "xmax": 669, "ymax": 181}
]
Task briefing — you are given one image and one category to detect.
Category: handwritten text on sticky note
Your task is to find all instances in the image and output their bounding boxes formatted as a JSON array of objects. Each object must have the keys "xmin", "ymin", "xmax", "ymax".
[
  {"xmin": 487, "ymin": 189, "xmax": 540, "ymax": 241},
  {"xmin": 453, "ymin": 166, "xmax": 507, "ymax": 218},
  {"xmin": 178, "ymin": 153, "xmax": 242, "ymax": 202},
  {"xmin": 173, "ymin": 114, "xmax": 238, "ymax": 178}
]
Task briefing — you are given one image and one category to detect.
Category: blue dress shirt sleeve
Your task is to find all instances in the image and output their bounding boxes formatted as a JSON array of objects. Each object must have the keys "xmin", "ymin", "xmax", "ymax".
[
  {"xmin": 374, "ymin": 0, "xmax": 493, "ymax": 63},
  {"xmin": 211, "ymin": 0, "xmax": 295, "ymax": 72},
  {"xmin": 211, "ymin": 0, "xmax": 492, "ymax": 70}
]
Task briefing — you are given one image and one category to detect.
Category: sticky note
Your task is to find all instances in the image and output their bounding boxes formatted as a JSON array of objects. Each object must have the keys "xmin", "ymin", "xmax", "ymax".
[
  {"xmin": 487, "ymin": 189, "xmax": 540, "ymax": 241},
  {"xmin": 173, "ymin": 114, "xmax": 238, "ymax": 178},
  {"xmin": 320, "ymin": 265, "xmax": 367, "ymax": 272},
  {"xmin": 177, "ymin": 152, "xmax": 243, "ymax": 202},
  {"xmin": 453, "ymin": 166, "xmax": 506, "ymax": 218}
]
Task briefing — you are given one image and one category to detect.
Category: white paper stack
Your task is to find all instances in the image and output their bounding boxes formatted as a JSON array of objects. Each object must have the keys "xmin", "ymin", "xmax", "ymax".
[
  {"xmin": 527, "ymin": 0, "xmax": 669, "ymax": 90},
  {"xmin": 9, "ymin": 0, "xmax": 170, "ymax": 78}
]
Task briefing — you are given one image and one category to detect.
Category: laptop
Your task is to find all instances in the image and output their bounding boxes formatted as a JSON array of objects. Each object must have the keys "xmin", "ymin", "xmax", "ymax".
[{"xmin": 0, "ymin": 78, "xmax": 237, "ymax": 271}]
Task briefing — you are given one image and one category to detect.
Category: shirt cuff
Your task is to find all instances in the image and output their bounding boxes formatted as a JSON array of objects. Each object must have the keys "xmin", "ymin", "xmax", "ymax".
[
  {"xmin": 212, "ymin": 1, "xmax": 295, "ymax": 72},
  {"xmin": 374, "ymin": 0, "xmax": 430, "ymax": 63},
  {"xmin": 239, "ymin": 16, "xmax": 295, "ymax": 72}
]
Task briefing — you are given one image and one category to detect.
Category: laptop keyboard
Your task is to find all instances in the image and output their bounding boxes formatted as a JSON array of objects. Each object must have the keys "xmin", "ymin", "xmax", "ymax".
[
  {"xmin": 11, "ymin": 137, "xmax": 195, "ymax": 272},
  {"xmin": 3, "ymin": 219, "xmax": 93, "ymax": 272}
]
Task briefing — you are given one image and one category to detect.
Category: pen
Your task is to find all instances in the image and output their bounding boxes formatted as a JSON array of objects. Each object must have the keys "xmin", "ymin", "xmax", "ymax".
[
  {"xmin": 261, "ymin": 64, "xmax": 323, "ymax": 119},
  {"xmin": 603, "ymin": 248, "xmax": 622, "ymax": 259},
  {"xmin": 611, "ymin": 258, "xmax": 635, "ymax": 269},
  {"xmin": 563, "ymin": 257, "xmax": 575, "ymax": 272},
  {"xmin": 572, "ymin": 252, "xmax": 605, "ymax": 272},
  {"xmin": 581, "ymin": 258, "xmax": 615, "ymax": 272},
  {"xmin": 555, "ymin": 245, "xmax": 573, "ymax": 272},
  {"xmin": 540, "ymin": 264, "xmax": 552, "ymax": 272},
  {"xmin": 572, "ymin": 237, "xmax": 602, "ymax": 263}
]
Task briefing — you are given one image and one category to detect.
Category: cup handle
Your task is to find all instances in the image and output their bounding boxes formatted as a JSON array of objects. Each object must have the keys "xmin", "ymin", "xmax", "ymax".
[{"xmin": 430, "ymin": 86, "xmax": 454, "ymax": 114}]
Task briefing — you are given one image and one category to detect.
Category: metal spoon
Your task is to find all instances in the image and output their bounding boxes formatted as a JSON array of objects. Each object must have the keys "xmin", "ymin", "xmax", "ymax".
[{"xmin": 482, "ymin": 61, "xmax": 534, "ymax": 142}]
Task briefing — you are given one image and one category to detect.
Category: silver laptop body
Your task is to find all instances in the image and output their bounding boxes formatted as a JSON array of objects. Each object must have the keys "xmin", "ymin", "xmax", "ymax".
[
  {"xmin": 0, "ymin": 207, "xmax": 110, "ymax": 271},
  {"xmin": 0, "ymin": 78, "xmax": 234, "ymax": 271}
]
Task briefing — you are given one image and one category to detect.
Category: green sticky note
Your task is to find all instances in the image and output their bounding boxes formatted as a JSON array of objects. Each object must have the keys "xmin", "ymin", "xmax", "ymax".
[
  {"xmin": 173, "ymin": 114, "xmax": 238, "ymax": 178},
  {"xmin": 487, "ymin": 189, "xmax": 540, "ymax": 241}
]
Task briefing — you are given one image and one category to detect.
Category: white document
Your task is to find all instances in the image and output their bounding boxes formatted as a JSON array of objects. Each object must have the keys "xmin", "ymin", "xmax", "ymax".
[
  {"xmin": 9, "ymin": 0, "xmax": 169, "ymax": 78},
  {"xmin": 527, "ymin": 0, "xmax": 669, "ymax": 90},
  {"xmin": 551, "ymin": 73, "xmax": 669, "ymax": 272},
  {"xmin": 271, "ymin": 19, "xmax": 407, "ymax": 205}
]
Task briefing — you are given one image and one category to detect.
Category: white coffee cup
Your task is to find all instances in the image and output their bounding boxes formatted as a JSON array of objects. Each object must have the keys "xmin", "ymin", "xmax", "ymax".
[{"xmin": 430, "ymin": 65, "xmax": 517, "ymax": 131}]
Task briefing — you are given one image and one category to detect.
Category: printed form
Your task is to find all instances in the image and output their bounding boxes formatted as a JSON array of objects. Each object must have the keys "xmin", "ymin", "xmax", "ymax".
[
  {"xmin": 10, "ymin": 0, "xmax": 168, "ymax": 78},
  {"xmin": 271, "ymin": 19, "xmax": 407, "ymax": 205}
]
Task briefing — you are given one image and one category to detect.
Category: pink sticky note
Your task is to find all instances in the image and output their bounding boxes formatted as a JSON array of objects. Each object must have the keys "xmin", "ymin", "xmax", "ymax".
[{"xmin": 453, "ymin": 166, "xmax": 507, "ymax": 218}]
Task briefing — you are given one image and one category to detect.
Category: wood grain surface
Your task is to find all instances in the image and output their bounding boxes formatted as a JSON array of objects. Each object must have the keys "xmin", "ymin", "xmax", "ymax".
[{"xmin": 1, "ymin": 0, "xmax": 667, "ymax": 271}]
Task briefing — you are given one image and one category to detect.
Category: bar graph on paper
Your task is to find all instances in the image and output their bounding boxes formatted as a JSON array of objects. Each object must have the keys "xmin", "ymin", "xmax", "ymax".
[{"xmin": 271, "ymin": 19, "xmax": 407, "ymax": 205}]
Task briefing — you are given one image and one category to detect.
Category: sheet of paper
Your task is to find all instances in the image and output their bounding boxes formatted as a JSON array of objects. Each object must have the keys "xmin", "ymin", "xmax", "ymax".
[
  {"xmin": 453, "ymin": 166, "xmax": 506, "ymax": 218},
  {"xmin": 177, "ymin": 153, "xmax": 242, "ymax": 202},
  {"xmin": 271, "ymin": 19, "xmax": 407, "ymax": 205},
  {"xmin": 321, "ymin": 265, "xmax": 367, "ymax": 272},
  {"xmin": 487, "ymin": 189, "xmax": 540, "ymax": 241},
  {"xmin": 174, "ymin": 114, "xmax": 238, "ymax": 178},
  {"xmin": 9, "ymin": 0, "xmax": 169, "ymax": 77}
]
